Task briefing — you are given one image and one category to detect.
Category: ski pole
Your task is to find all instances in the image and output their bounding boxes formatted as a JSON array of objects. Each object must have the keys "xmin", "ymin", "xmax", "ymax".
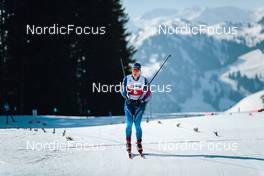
[
  {"xmin": 148, "ymin": 54, "xmax": 172, "ymax": 85},
  {"xmin": 137, "ymin": 54, "xmax": 172, "ymax": 101},
  {"xmin": 134, "ymin": 54, "xmax": 172, "ymax": 118},
  {"xmin": 120, "ymin": 58, "xmax": 126, "ymax": 78}
]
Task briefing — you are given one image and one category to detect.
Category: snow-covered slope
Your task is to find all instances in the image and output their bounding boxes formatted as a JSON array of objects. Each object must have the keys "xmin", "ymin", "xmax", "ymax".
[
  {"xmin": 140, "ymin": 7, "xmax": 204, "ymax": 21},
  {"xmin": 223, "ymin": 49, "xmax": 264, "ymax": 80},
  {"xmin": 1, "ymin": 113, "xmax": 264, "ymax": 176},
  {"xmin": 127, "ymin": 6, "xmax": 264, "ymax": 113},
  {"xmin": 227, "ymin": 90, "xmax": 264, "ymax": 113},
  {"xmin": 193, "ymin": 6, "xmax": 251, "ymax": 24}
]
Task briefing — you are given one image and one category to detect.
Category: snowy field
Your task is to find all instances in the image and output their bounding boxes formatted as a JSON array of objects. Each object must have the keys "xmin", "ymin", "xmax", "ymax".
[{"xmin": 0, "ymin": 112, "xmax": 264, "ymax": 176}]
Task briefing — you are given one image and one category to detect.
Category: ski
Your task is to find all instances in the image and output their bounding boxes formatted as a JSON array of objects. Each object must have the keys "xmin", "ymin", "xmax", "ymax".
[{"xmin": 128, "ymin": 152, "xmax": 145, "ymax": 159}]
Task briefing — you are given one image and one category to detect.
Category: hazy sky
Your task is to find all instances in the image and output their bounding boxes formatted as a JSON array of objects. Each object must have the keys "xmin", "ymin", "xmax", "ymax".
[{"xmin": 122, "ymin": 0, "xmax": 264, "ymax": 17}]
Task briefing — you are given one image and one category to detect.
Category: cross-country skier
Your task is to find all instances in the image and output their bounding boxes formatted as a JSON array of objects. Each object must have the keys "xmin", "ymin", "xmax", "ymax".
[
  {"xmin": 3, "ymin": 102, "xmax": 15, "ymax": 124},
  {"xmin": 121, "ymin": 63, "xmax": 151, "ymax": 158}
]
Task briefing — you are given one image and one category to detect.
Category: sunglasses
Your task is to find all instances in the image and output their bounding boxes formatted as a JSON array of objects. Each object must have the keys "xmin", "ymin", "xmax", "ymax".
[{"xmin": 132, "ymin": 68, "xmax": 140, "ymax": 72}]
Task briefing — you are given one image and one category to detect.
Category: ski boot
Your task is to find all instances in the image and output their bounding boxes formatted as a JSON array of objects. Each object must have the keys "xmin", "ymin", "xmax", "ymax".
[
  {"xmin": 136, "ymin": 139, "xmax": 144, "ymax": 157},
  {"xmin": 126, "ymin": 137, "xmax": 132, "ymax": 159}
]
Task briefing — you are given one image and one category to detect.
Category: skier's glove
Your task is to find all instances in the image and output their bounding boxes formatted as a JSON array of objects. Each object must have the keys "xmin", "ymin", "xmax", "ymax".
[
  {"xmin": 126, "ymin": 98, "xmax": 131, "ymax": 105},
  {"xmin": 136, "ymin": 99, "xmax": 145, "ymax": 105}
]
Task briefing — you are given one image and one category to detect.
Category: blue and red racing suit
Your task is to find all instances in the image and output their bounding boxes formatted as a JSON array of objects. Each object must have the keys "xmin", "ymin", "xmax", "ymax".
[{"xmin": 121, "ymin": 74, "xmax": 151, "ymax": 141}]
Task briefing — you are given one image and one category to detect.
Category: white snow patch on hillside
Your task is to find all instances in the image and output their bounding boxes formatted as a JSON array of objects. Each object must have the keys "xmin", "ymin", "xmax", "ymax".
[
  {"xmin": 222, "ymin": 49, "xmax": 264, "ymax": 81},
  {"xmin": 227, "ymin": 90, "xmax": 264, "ymax": 113},
  {"xmin": 141, "ymin": 57, "xmax": 161, "ymax": 78},
  {"xmin": 251, "ymin": 8, "xmax": 264, "ymax": 22},
  {"xmin": 238, "ymin": 49, "xmax": 264, "ymax": 78}
]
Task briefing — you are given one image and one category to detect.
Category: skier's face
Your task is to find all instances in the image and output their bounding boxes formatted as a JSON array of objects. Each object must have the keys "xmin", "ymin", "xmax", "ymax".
[{"xmin": 132, "ymin": 68, "xmax": 140, "ymax": 78}]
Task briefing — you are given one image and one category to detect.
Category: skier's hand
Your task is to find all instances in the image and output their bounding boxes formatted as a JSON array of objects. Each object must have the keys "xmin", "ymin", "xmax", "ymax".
[
  {"xmin": 126, "ymin": 98, "xmax": 131, "ymax": 105},
  {"xmin": 136, "ymin": 99, "xmax": 145, "ymax": 105}
]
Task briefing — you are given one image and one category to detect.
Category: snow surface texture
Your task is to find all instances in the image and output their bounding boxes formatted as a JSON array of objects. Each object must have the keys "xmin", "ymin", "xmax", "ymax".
[
  {"xmin": 1, "ymin": 112, "xmax": 264, "ymax": 176},
  {"xmin": 227, "ymin": 90, "xmax": 264, "ymax": 113}
]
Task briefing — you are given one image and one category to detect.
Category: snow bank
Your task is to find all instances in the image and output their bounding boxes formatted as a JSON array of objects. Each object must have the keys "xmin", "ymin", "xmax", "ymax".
[{"xmin": 227, "ymin": 90, "xmax": 264, "ymax": 113}]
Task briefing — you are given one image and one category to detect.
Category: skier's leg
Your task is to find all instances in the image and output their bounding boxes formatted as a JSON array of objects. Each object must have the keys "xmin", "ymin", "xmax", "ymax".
[
  {"xmin": 124, "ymin": 106, "xmax": 133, "ymax": 139},
  {"xmin": 134, "ymin": 106, "xmax": 144, "ymax": 153},
  {"xmin": 134, "ymin": 106, "xmax": 144, "ymax": 141},
  {"xmin": 124, "ymin": 105, "xmax": 133, "ymax": 153},
  {"xmin": 126, "ymin": 137, "xmax": 132, "ymax": 154}
]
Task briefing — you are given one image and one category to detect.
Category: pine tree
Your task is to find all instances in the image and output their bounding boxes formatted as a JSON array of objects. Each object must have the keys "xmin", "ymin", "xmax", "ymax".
[
  {"xmin": 6, "ymin": 0, "xmax": 78, "ymax": 114},
  {"xmin": 74, "ymin": 0, "xmax": 135, "ymax": 115},
  {"xmin": 4, "ymin": 0, "xmax": 134, "ymax": 115},
  {"xmin": 0, "ymin": 0, "xmax": 13, "ymax": 105}
]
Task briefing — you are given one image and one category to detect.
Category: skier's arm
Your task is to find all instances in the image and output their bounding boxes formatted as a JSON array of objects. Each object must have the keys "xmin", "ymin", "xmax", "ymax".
[{"xmin": 121, "ymin": 76, "xmax": 128, "ymax": 99}]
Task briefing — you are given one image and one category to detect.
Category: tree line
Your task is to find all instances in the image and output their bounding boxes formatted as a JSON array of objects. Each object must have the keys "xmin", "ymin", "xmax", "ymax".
[{"xmin": 0, "ymin": 0, "xmax": 134, "ymax": 116}]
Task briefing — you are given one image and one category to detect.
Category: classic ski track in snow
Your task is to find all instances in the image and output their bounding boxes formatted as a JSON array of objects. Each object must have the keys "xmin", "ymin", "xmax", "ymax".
[{"xmin": 0, "ymin": 113, "xmax": 264, "ymax": 176}]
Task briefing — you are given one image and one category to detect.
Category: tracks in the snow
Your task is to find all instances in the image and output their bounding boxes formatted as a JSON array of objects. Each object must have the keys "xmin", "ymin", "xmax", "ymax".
[{"xmin": 59, "ymin": 138, "xmax": 264, "ymax": 150}]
